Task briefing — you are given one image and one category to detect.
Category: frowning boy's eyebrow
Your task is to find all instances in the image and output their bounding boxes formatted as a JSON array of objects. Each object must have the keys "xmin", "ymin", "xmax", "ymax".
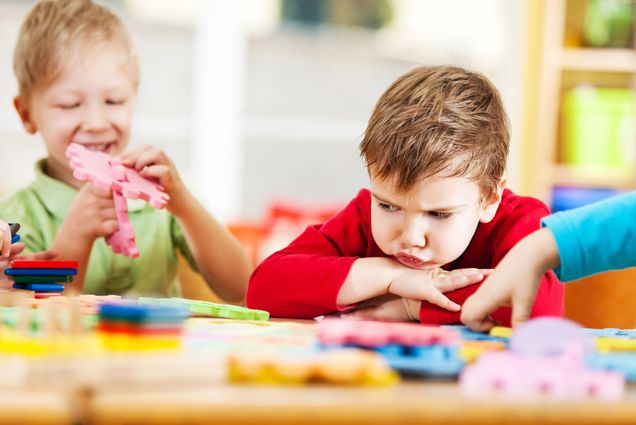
[{"xmin": 371, "ymin": 192, "xmax": 468, "ymax": 211}]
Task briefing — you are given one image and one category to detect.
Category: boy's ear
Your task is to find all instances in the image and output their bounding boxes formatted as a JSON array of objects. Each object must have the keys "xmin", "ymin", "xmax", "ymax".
[
  {"xmin": 13, "ymin": 96, "xmax": 37, "ymax": 134},
  {"xmin": 479, "ymin": 179, "xmax": 507, "ymax": 223}
]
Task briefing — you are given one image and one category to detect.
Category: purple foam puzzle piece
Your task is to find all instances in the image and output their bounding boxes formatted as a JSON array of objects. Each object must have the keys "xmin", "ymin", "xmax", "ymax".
[{"xmin": 510, "ymin": 317, "xmax": 595, "ymax": 356}]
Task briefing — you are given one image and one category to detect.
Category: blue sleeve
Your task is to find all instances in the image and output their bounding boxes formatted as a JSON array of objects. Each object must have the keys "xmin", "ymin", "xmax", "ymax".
[{"xmin": 541, "ymin": 191, "xmax": 636, "ymax": 282}]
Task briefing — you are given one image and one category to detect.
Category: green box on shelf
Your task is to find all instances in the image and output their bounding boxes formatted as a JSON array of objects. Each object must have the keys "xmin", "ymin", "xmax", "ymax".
[{"xmin": 563, "ymin": 86, "xmax": 635, "ymax": 168}]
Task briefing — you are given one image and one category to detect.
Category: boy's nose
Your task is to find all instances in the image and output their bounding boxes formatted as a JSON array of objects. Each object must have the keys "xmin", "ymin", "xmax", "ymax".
[
  {"xmin": 83, "ymin": 104, "xmax": 109, "ymax": 131},
  {"xmin": 400, "ymin": 218, "xmax": 426, "ymax": 248}
]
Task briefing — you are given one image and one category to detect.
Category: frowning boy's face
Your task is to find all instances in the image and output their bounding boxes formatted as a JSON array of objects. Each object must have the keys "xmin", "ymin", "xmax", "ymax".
[
  {"xmin": 370, "ymin": 175, "xmax": 501, "ymax": 269},
  {"xmin": 15, "ymin": 43, "xmax": 137, "ymax": 188}
]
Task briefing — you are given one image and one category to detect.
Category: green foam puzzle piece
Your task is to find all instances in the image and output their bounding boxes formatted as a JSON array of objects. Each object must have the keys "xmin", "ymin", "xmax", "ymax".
[{"xmin": 137, "ymin": 297, "xmax": 269, "ymax": 321}]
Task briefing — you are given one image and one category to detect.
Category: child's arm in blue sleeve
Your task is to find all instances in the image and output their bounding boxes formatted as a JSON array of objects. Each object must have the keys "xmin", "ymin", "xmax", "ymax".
[{"xmin": 542, "ymin": 191, "xmax": 636, "ymax": 282}]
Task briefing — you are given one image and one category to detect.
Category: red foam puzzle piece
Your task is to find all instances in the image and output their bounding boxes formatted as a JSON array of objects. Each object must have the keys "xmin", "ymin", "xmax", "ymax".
[{"xmin": 10, "ymin": 260, "xmax": 79, "ymax": 269}]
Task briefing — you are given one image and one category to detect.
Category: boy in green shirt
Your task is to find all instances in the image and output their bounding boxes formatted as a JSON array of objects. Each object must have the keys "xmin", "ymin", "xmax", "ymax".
[{"xmin": 4, "ymin": 0, "xmax": 251, "ymax": 299}]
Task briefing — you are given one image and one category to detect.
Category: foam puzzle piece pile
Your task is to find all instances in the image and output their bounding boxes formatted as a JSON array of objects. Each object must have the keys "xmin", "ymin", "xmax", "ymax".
[
  {"xmin": 66, "ymin": 143, "xmax": 170, "ymax": 257},
  {"xmin": 228, "ymin": 349, "xmax": 399, "ymax": 385},
  {"xmin": 316, "ymin": 318, "xmax": 464, "ymax": 377},
  {"xmin": 460, "ymin": 318, "xmax": 625, "ymax": 399},
  {"xmin": 5, "ymin": 260, "xmax": 78, "ymax": 298},
  {"xmin": 138, "ymin": 297, "xmax": 270, "ymax": 321},
  {"xmin": 97, "ymin": 302, "xmax": 189, "ymax": 351}
]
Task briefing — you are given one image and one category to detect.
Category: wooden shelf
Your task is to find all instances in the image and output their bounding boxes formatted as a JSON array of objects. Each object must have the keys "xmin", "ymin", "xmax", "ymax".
[
  {"xmin": 559, "ymin": 48, "xmax": 636, "ymax": 72},
  {"xmin": 551, "ymin": 164, "xmax": 635, "ymax": 189}
]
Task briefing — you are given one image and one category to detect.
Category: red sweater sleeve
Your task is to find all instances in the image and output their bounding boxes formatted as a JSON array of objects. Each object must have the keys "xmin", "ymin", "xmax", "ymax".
[
  {"xmin": 247, "ymin": 190, "xmax": 373, "ymax": 318},
  {"xmin": 418, "ymin": 191, "xmax": 564, "ymax": 325}
]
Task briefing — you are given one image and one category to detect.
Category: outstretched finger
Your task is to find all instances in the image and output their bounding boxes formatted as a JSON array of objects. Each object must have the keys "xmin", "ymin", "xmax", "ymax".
[
  {"xmin": 426, "ymin": 288, "xmax": 461, "ymax": 312},
  {"xmin": 0, "ymin": 222, "xmax": 10, "ymax": 257}
]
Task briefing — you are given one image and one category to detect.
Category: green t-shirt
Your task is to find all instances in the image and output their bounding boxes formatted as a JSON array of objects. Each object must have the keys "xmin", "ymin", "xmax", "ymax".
[{"xmin": 0, "ymin": 159, "xmax": 197, "ymax": 297}]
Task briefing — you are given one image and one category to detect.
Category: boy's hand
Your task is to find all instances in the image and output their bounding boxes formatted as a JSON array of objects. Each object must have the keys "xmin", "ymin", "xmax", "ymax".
[
  {"xmin": 0, "ymin": 245, "xmax": 56, "ymax": 288},
  {"xmin": 118, "ymin": 145, "xmax": 188, "ymax": 215},
  {"xmin": 64, "ymin": 183, "xmax": 118, "ymax": 242},
  {"xmin": 388, "ymin": 267, "xmax": 491, "ymax": 312},
  {"xmin": 346, "ymin": 296, "xmax": 420, "ymax": 321},
  {"xmin": 0, "ymin": 221, "xmax": 10, "ymax": 257}
]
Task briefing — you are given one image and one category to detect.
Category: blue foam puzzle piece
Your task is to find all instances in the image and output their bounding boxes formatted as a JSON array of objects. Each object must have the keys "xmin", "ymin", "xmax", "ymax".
[
  {"xmin": 587, "ymin": 353, "xmax": 636, "ymax": 381},
  {"xmin": 12, "ymin": 283, "xmax": 65, "ymax": 292},
  {"xmin": 11, "ymin": 234, "xmax": 20, "ymax": 244},
  {"xmin": 586, "ymin": 328, "xmax": 636, "ymax": 339},
  {"xmin": 99, "ymin": 303, "xmax": 190, "ymax": 323},
  {"xmin": 443, "ymin": 325, "xmax": 509, "ymax": 343},
  {"xmin": 319, "ymin": 343, "xmax": 464, "ymax": 377},
  {"xmin": 4, "ymin": 268, "xmax": 77, "ymax": 276}
]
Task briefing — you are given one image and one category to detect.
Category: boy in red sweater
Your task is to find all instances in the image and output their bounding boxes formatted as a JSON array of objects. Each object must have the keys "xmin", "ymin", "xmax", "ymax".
[{"xmin": 248, "ymin": 66, "xmax": 564, "ymax": 325}]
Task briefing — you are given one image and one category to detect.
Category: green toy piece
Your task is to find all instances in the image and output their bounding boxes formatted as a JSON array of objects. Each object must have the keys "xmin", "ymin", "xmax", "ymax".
[{"xmin": 138, "ymin": 297, "xmax": 269, "ymax": 321}]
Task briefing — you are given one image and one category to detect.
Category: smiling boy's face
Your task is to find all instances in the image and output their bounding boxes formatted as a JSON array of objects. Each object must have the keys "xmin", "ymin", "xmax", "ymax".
[
  {"xmin": 370, "ymin": 174, "xmax": 502, "ymax": 270},
  {"xmin": 14, "ymin": 43, "xmax": 137, "ymax": 188}
]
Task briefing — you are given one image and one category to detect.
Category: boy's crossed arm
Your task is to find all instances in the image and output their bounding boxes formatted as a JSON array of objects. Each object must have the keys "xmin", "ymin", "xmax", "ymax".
[{"xmin": 338, "ymin": 257, "xmax": 490, "ymax": 320}]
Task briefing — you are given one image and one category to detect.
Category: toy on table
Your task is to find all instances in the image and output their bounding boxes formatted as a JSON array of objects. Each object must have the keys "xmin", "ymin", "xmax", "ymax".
[
  {"xmin": 228, "ymin": 349, "xmax": 398, "ymax": 386},
  {"xmin": 66, "ymin": 143, "xmax": 170, "ymax": 258},
  {"xmin": 460, "ymin": 317, "xmax": 625, "ymax": 399},
  {"xmin": 4, "ymin": 260, "xmax": 78, "ymax": 298},
  {"xmin": 138, "ymin": 297, "xmax": 270, "ymax": 321},
  {"xmin": 316, "ymin": 318, "xmax": 464, "ymax": 377},
  {"xmin": 9, "ymin": 223, "xmax": 20, "ymax": 244},
  {"xmin": 97, "ymin": 302, "xmax": 189, "ymax": 351}
]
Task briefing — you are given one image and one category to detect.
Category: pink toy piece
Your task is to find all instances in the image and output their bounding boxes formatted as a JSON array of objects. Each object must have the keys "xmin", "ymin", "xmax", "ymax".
[
  {"xmin": 107, "ymin": 192, "xmax": 139, "ymax": 258},
  {"xmin": 119, "ymin": 166, "xmax": 169, "ymax": 209},
  {"xmin": 65, "ymin": 143, "xmax": 168, "ymax": 257},
  {"xmin": 510, "ymin": 317, "xmax": 595, "ymax": 356},
  {"xmin": 460, "ymin": 344, "xmax": 624, "ymax": 400},
  {"xmin": 316, "ymin": 318, "xmax": 459, "ymax": 347},
  {"xmin": 66, "ymin": 143, "xmax": 117, "ymax": 191}
]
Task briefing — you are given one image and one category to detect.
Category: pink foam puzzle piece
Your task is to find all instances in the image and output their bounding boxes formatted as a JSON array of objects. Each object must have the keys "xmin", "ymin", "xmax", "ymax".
[
  {"xmin": 65, "ymin": 143, "xmax": 117, "ymax": 191},
  {"xmin": 106, "ymin": 191, "xmax": 139, "ymax": 258},
  {"xmin": 460, "ymin": 345, "xmax": 625, "ymax": 400},
  {"xmin": 118, "ymin": 165, "xmax": 170, "ymax": 209},
  {"xmin": 511, "ymin": 317, "xmax": 595, "ymax": 356},
  {"xmin": 316, "ymin": 318, "xmax": 459, "ymax": 347},
  {"xmin": 65, "ymin": 143, "xmax": 169, "ymax": 257}
]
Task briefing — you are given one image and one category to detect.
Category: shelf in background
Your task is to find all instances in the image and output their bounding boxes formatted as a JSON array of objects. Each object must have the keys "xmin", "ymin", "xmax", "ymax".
[
  {"xmin": 551, "ymin": 164, "xmax": 635, "ymax": 189},
  {"xmin": 559, "ymin": 48, "xmax": 636, "ymax": 72}
]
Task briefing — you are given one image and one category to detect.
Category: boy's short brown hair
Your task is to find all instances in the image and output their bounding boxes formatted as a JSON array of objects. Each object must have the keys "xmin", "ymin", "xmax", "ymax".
[
  {"xmin": 14, "ymin": 0, "xmax": 138, "ymax": 102},
  {"xmin": 360, "ymin": 65, "xmax": 509, "ymax": 199}
]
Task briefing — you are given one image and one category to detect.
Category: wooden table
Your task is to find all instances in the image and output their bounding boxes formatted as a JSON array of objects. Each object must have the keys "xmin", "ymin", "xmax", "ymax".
[{"xmin": 83, "ymin": 381, "xmax": 636, "ymax": 425}]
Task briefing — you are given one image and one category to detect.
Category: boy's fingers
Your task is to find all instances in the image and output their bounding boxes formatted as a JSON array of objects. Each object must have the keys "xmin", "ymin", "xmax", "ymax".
[
  {"xmin": 132, "ymin": 147, "xmax": 163, "ymax": 171},
  {"xmin": 438, "ymin": 271, "xmax": 485, "ymax": 292},
  {"xmin": 140, "ymin": 164, "xmax": 170, "ymax": 180},
  {"xmin": 9, "ymin": 243, "xmax": 26, "ymax": 257},
  {"xmin": 28, "ymin": 250, "xmax": 57, "ymax": 261},
  {"xmin": 427, "ymin": 289, "xmax": 460, "ymax": 312}
]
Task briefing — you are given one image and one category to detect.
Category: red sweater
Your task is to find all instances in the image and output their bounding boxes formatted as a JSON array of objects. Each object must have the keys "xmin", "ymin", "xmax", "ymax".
[{"xmin": 247, "ymin": 188, "xmax": 564, "ymax": 325}]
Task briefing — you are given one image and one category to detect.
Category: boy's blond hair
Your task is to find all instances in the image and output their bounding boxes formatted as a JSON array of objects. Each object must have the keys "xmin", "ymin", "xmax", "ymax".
[
  {"xmin": 360, "ymin": 65, "xmax": 509, "ymax": 199},
  {"xmin": 14, "ymin": 0, "xmax": 138, "ymax": 102}
]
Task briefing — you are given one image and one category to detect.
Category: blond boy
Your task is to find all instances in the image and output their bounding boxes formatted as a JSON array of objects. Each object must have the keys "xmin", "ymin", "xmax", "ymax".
[{"xmin": 5, "ymin": 0, "xmax": 250, "ymax": 299}]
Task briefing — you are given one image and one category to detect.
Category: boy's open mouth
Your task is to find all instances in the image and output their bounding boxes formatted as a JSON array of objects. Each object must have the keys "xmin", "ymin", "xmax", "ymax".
[{"xmin": 76, "ymin": 142, "xmax": 115, "ymax": 154}]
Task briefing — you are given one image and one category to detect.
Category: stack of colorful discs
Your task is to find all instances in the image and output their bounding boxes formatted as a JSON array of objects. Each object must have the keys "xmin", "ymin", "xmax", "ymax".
[
  {"xmin": 97, "ymin": 302, "xmax": 189, "ymax": 350},
  {"xmin": 9, "ymin": 223, "xmax": 20, "ymax": 244},
  {"xmin": 4, "ymin": 260, "xmax": 78, "ymax": 298}
]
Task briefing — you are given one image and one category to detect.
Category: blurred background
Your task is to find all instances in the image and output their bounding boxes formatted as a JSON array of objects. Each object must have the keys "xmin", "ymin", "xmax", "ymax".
[{"xmin": 0, "ymin": 0, "xmax": 635, "ymax": 327}]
